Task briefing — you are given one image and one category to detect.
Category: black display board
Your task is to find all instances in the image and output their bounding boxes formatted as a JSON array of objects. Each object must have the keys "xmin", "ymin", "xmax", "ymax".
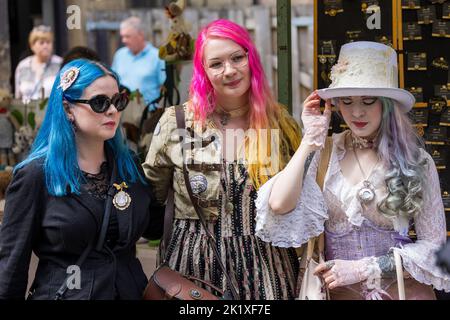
[{"xmin": 400, "ymin": 0, "xmax": 450, "ymax": 199}]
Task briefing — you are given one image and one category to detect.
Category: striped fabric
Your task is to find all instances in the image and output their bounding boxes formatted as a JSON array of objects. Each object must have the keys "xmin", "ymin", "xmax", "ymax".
[{"xmin": 164, "ymin": 162, "xmax": 299, "ymax": 300}]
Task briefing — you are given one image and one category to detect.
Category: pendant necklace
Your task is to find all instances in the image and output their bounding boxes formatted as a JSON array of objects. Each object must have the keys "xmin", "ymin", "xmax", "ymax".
[
  {"xmin": 214, "ymin": 104, "xmax": 249, "ymax": 128},
  {"xmin": 112, "ymin": 182, "xmax": 132, "ymax": 211},
  {"xmin": 353, "ymin": 149, "xmax": 378, "ymax": 205}
]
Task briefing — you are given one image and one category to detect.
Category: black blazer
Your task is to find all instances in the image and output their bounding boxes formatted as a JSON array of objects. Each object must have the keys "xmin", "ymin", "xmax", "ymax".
[{"xmin": 0, "ymin": 149, "xmax": 164, "ymax": 300}]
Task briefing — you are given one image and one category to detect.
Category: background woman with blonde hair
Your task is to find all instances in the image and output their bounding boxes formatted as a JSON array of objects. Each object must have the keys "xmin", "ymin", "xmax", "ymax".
[{"xmin": 14, "ymin": 25, "xmax": 62, "ymax": 101}]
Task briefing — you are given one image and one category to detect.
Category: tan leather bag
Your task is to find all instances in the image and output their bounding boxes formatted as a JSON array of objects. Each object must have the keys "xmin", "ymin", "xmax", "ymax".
[
  {"xmin": 143, "ymin": 264, "xmax": 222, "ymax": 300},
  {"xmin": 298, "ymin": 235, "xmax": 330, "ymax": 300}
]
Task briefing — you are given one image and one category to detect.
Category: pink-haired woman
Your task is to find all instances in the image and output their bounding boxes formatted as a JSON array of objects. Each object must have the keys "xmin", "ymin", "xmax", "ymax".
[{"xmin": 143, "ymin": 19, "xmax": 301, "ymax": 299}]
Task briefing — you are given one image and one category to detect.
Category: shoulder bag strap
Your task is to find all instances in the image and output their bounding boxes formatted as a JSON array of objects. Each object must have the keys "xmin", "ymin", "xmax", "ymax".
[
  {"xmin": 162, "ymin": 188, "xmax": 175, "ymax": 257},
  {"xmin": 394, "ymin": 250, "xmax": 406, "ymax": 300},
  {"xmin": 306, "ymin": 137, "xmax": 333, "ymax": 261},
  {"xmin": 175, "ymin": 105, "xmax": 239, "ymax": 300}
]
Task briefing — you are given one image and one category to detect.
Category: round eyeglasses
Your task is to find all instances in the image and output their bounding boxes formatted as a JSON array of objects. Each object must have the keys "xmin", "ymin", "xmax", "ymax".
[{"xmin": 205, "ymin": 51, "xmax": 249, "ymax": 75}]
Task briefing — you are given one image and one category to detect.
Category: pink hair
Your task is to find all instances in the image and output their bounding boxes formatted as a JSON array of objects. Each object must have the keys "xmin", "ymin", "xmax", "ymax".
[
  {"xmin": 189, "ymin": 19, "xmax": 278, "ymax": 129},
  {"xmin": 189, "ymin": 19, "xmax": 301, "ymax": 188}
]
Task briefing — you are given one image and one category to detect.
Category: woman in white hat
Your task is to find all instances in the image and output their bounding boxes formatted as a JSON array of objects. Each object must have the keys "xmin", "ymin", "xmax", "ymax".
[{"xmin": 255, "ymin": 41, "xmax": 449, "ymax": 299}]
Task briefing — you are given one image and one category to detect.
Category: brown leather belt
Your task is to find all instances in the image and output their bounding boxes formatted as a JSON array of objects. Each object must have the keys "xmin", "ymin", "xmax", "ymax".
[
  {"xmin": 194, "ymin": 197, "xmax": 220, "ymax": 208},
  {"xmin": 186, "ymin": 163, "xmax": 222, "ymax": 171}
]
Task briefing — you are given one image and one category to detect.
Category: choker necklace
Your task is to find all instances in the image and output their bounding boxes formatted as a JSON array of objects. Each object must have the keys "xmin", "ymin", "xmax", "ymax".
[
  {"xmin": 349, "ymin": 131, "xmax": 379, "ymax": 150},
  {"xmin": 214, "ymin": 105, "xmax": 249, "ymax": 127}
]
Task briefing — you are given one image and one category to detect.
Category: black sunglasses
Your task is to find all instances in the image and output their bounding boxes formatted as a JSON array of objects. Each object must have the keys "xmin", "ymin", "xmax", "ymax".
[{"xmin": 66, "ymin": 92, "xmax": 129, "ymax": 113}]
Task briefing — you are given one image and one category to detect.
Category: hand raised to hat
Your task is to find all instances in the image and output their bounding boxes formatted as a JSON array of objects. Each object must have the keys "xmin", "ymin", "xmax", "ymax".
[{"xmin": 301, "ymin": 91, "xmax": 332, "ymax": 150}]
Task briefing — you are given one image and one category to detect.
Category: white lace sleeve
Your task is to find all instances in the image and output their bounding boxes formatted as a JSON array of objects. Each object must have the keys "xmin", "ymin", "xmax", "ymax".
[
  {"xmin": 392, "ymin": 150, "xmax": 450, "ymax": 292},
  {"xmin": 255, "ymin": 150, "xmax": 328, "ymax": 248}
]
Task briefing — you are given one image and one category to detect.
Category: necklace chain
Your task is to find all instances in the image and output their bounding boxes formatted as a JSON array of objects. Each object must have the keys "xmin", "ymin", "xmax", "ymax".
[
  {"xmin": 353, "ymin": 149, "xmax": 367, "ymax": 179},
  {"xmin": 352, "ymin": 147, "xmax": 380, "ymax": 182},
  {"xmin": 214, "ymin": 105, "xmax": 249, "ymax": 127}
]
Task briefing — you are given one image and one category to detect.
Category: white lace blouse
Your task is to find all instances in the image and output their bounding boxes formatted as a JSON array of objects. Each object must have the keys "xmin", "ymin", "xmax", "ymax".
[{"xmin": 255, "ymin": 131, "xmax": 450, "ymax": 292}]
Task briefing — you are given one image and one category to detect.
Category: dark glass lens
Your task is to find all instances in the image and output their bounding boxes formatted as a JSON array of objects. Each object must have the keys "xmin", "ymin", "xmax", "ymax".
[
  {"xmin": 89, "ymin": 95, "xmax": 110, "ymax": 113},
  {"xmin": 68, "ymin": 92, "xmax": 129, "ymax": 113},
  {"xmin": 112, "ymin": 92, "xmax": 129, "ymax": 111}
]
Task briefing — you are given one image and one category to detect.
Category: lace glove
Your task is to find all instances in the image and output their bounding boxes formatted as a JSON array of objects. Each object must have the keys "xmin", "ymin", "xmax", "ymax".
[
  {"xmin": 314, "ymin": 257, "xmax": 381, "ymax": 290},
  {"xmin": 301, "ymin": 91, "xmax": 332, "ymax": 150}
]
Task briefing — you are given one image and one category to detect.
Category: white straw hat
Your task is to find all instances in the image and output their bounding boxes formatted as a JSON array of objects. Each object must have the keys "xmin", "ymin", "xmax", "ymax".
[{"xmin": 317, "ymin": 41, "xmax": 415, "ymax": 113}]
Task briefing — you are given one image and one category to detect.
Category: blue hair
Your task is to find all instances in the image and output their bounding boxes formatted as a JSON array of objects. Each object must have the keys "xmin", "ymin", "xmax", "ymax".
[{"xmin": 15, "ymin": 59, "xmax": 146, "ymax": 196}]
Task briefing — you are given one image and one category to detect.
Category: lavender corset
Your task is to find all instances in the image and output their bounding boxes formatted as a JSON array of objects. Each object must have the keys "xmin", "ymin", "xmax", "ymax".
[{"xmin": 325, "ymin": 219, "xmax": 412, "ymax": 261}]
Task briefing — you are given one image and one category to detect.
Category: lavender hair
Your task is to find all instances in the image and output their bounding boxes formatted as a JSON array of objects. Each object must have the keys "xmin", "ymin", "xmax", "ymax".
[{"xmin": 377, "ymin": 97, "xmax": 427, "ymax": 220}]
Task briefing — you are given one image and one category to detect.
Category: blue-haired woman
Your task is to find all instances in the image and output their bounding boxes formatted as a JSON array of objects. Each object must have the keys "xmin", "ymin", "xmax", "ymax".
[
  {"xmin": 256, "ymin": 42, "xmax": 450, "ymax": 299},
  {"xmin": 0, "ymin": 59, "xmax": 163, "ymax": 300}
]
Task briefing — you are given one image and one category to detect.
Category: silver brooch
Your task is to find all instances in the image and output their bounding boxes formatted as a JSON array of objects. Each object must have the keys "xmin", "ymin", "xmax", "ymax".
[
  {"xmin": 112, "ymin": 182, "xmax": 132, "ymax": 211},
  {"xmin": 189, "ymin": 174, "xmax": 208, "ymax": 195},
  {"xmin": 59, "ymin": 67, "xmax": 80, "ymax": 91}
]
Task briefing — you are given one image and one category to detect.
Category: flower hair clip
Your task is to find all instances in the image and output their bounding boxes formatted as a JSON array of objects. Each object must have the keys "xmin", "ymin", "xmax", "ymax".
[{"xmin": 59, "ymin": 67, "xmax": 80, "ymax": 91}]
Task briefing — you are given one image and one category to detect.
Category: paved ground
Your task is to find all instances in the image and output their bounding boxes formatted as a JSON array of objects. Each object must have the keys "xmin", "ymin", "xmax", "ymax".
[{"xmin": 27, "ymin": 243, "xmax": 158, "ymax": 293}]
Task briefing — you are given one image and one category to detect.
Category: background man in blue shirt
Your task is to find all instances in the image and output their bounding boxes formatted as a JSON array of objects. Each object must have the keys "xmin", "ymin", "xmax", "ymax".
[{"xmin": 112, "ymin": 16, "xmax": 166, "ymax": 110}]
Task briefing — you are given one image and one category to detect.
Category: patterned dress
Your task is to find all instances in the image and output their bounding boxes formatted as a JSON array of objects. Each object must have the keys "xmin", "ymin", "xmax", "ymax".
[{"xmin": 164, "ymin": 161, "xmax": 299, "ymax": 300}]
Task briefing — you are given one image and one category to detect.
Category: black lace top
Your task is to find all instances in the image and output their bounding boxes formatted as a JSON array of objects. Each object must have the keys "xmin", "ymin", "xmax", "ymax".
[{"xmin": 82, "ymin": 162, "xmax": 119, "ymax": 248}]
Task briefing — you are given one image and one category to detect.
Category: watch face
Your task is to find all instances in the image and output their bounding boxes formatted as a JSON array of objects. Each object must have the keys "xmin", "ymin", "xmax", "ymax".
[
  {"xmin": 375, "ymin": 35, "xmax": 393, "ymax": 47},
  {"xmin": 409, "ymin": 108, "xmax": 429, "ymax": 126},
  {"xmin": 440, "ymin": 107, "xmax": 450, "ymax": 126},
  {"xmin": 403, "ymin": 22, "xmax": 423, "ymax": 41},
  {"xmin": 429, "ymin": 96, "xmax": 447, "ymax": 114},
  {"xmin": 407, "ymin": 52, "xmax": 428, "ymax": 71},
  {"xmin": 435, "ymin": 85, "xmax": 450, "ymax": 101},
  {"xmin": 444, "ymin": 3, "xmax": 450, "ymax": 19},
  {"xmin": 427, "ymin": 147, "xmax": 447, "ymax": 170},
  {"xmin": 346, "ymin": 30, "xmax": 363, "ymax": 43},
  {"xmin": 425, "ymin": 126, "xmax": 448, "ymax": 145},
  {"xmin": 431, "ymin": 57, "xmax": 449, "ymax": 70},
  {"xmin": 432, "ymin": 20, "xmax": 450, "ymax": 38},
  {"xmin": 418, "ymin": 6, "xmax": 437, "ymax": 25},
  {"xmin": 443, "ymin": 190, "xmax": 450, "ymax": 205},
  {"xmin": 318, "ymin": 40, "xmax": 337, "ymax": 87},
  {"xmin": 324, "ymin": 0, "xmax": 344, "ymax": 16},
  {"xmin": 407, "ymin": 87, "xmax": 424, "ymax": 103},
  {"xmin": 402, "ymin": 0, "xmax": 421, "ymax": 9}
]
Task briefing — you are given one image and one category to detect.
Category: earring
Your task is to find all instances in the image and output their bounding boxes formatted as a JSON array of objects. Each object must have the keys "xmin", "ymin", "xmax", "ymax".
[{"xmin": 68, "ymin": 117, "xmax": 77, "ymax": 132}]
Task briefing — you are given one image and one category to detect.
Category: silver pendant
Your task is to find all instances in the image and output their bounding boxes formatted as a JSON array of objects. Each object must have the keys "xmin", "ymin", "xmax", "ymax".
[
  {"xmin": 220, "ymin": 113, "xmax": 230, "ymax": 126},
  {"xmin": 112, "ymin": 182, "xmax": 131, "ymax": 211},
  {"xmin": 357, "ymin": 181, "xmax": 375, "ymax": 204}
]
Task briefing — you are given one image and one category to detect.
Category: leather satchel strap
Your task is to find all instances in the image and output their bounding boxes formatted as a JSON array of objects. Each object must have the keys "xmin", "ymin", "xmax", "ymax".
[
  {"xmin": 175, "ymin": 105, "xmax": 239, "ymax": 300},
  {"xmin": 306, "ymin": 137, "xmax": 333, "ymax": 261},
  {"xmin": 149, "ymin": 264, "xmax": 221, "ymax": 300},
  {"xmin": 316, "ymin": 137, "xmax": 333, "ymax": 191},
  {"xmin": 163, "ymin": 188, "xmax": 175, "ymax": 255},
  {"xmin": 185, "ymin": 275, "xmax": 224, "ymax": 295},
  {"xmin": 186, "ymin": 163, "xmax": 222, "ymax": 171}
]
